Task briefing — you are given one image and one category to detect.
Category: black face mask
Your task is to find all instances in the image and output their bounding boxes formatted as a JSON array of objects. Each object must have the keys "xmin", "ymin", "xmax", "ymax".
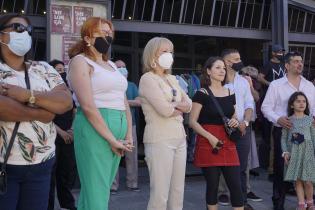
[
  {"xmin": 275, "ymin": 54, "xmax": 284, "ymax": 62},
  {"xmin": 93, "ymin": 36, "xmax": 112, "ymax": 54},
  {"xmin": 231, "ymin": 61, "xmax": 244, "ymax": 72},
  {"xmin": 59, "ymin": 72, "xmax": 68, "ymax": 86}
]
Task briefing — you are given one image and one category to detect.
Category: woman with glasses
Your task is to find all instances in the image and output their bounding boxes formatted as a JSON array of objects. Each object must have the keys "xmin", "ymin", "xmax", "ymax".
[
  {"xmin": 189, "ymin": 56, "xmax": 244, "ymax": 210},
  {"xmin": 139, "ymin": 37, "xmax": 192, "ymax": 210},
  {"xmin": 0, "ymin": 14, "xmax": 73, "ymax": 210},
  {"xmin": 67, "ymin": 17, "xmax": 133, "ymax": 210}
]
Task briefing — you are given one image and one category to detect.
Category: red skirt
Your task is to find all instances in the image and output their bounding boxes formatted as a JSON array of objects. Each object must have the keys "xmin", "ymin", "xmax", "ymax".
[{"xmin": 193, "ymin": 124, "xmax": 240, "ymax": 167}]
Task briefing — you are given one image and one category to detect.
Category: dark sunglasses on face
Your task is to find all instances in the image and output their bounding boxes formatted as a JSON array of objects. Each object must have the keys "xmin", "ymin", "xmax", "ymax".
[{"xmin": 0, "ymin": 23, "xmax": 33, "ymax": 35}]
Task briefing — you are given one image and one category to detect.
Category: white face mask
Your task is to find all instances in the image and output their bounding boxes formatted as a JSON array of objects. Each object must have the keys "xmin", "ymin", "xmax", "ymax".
[
  {"xmin": 158, "ymin": 52, "xmax": 173, "ymax": 69},
  {"xmin": 0, "ymin": 31, "xmax": 32, "ymax": 56}
]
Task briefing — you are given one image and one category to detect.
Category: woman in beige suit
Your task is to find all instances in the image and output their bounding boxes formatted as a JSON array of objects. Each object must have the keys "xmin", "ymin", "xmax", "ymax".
[{"xmin": 139, "ymin": 37, "xmax": 192, "ymax": 210}]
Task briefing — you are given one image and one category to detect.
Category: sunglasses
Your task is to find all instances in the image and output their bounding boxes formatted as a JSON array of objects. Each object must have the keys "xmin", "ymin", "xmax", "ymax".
[
  {"xmin": 0, "ymin": 23, "xmax": 33, "ymax": 35},
  {"xmin": 171, "ymin": 88, "xmax": 177, "ymax": 102},
  {"xmin": 212, "ymin": 141, "xmax": 224, "ymax": 154}
]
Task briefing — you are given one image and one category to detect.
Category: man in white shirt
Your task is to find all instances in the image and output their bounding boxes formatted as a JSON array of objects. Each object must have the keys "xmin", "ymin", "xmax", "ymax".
[
  {"xmin": 261, "ymin": 51, "xmax": 315, "ymax": 210},
  {"xmin": 219, "ymin": 49, "xmax": 255, "ymax": 210}
]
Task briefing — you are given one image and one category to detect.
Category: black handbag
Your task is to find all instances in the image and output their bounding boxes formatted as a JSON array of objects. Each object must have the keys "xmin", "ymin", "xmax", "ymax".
[
  {"xmin": 0, "ymin": 68, "xmax": 30, "ymax": 195},
  {"xmin": 291, "ymin": 132, "xmax": 305, "ymax": 145},
  {"xmin": 204, "ymin": 87, "xmax": 241, "ymax": 142}
]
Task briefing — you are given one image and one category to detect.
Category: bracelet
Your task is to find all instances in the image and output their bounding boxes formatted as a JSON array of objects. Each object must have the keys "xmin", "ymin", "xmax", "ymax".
[{"xmin": 281, "ymin": 152, "xmax": 290, "ymax": 157}]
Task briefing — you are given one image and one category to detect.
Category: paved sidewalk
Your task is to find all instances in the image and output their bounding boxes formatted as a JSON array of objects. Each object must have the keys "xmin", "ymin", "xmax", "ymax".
[{"xmin": 54, "ymin": 165, "xmax": 298, "ymax": 210}]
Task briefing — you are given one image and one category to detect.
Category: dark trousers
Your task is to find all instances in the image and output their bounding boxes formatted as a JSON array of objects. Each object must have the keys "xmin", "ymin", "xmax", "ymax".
[
  {"xmin": 202, "ymin": 166, "xmax": 243, "ymax": 207},
  {"xmin": 259, "ymin": 116, "xmax": 272, "ymax": 169},
  {"xmin": 272, "ymin": 127, "xmax": 289, "ymax": 210},
  {"xmin": 236, "ymin": 127, "xmax": 251, "ymax": 203},
  {"xmin": 48, "ymin": 141, "xmax": 77, "ymax": 210},
  {"xmin": 0, "ymin": 158, "xmax": 55, "ymax": 210}
]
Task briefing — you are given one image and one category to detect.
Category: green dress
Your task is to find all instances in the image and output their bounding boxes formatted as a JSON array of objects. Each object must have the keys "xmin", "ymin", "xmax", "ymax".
[{"xmin": 281, "ymin": 115, "xmax": 315, "ymax": 182}]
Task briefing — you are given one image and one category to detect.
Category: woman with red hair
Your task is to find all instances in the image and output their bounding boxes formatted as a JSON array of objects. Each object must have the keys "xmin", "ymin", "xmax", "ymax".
[{"xmin": 68, "ymin": 17, "xmax": 133, "ymax": 210}]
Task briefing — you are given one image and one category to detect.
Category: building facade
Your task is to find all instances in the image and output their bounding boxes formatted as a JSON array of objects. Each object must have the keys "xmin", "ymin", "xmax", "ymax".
[{"xmin": 1, "ymin": 0, "xmax": 314, "ymax": 81}]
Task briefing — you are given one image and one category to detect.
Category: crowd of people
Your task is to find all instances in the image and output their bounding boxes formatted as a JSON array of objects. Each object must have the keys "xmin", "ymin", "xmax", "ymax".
[{"xmin": 0, "ymin": 14, "xmax": 315, "ymax": 210}]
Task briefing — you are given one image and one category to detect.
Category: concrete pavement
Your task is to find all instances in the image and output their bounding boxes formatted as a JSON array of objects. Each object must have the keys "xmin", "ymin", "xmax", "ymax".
[{"xmin": 54, "ymin": 165, "xmax": 298, "ymax": 210}]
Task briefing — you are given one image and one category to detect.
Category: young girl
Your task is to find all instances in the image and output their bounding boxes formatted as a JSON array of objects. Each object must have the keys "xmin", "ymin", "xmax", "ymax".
[{"xmin": 281, "ymin": 91, "xmax": 315, "ymax": 210}]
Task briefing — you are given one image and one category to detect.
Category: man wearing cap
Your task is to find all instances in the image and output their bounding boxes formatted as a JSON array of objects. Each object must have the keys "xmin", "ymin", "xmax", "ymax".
[
  {"xmin": 111, "ymin": 60, "xmax": 141, "ymax": 194},
  {"xmin": 258, "ymin": 44, "xmax": 286, "ymax": 171}
]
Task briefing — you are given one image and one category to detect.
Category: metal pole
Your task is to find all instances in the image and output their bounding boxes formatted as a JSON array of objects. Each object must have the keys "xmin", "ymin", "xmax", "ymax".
[
  {"xmin": 259, "ymin": 0, "xmax": 265, "ymax": 30},
  {"xmin": 235, "ymin": 0, "xmax": 241, "ymax": 27},
  {"xmin": 179, "ymin": 0, "xmax": 186, "ymax": 24},
  {"xmin": 151, "ymin": 0, "xmax": 157, "ymax": 22},
  {"xmin": 210, "ymin": 0, "xmax": 216, "ymax": 26},
  {"xmin": 121, "ymin": 0, "xmax": 127, "ymax": 20}
]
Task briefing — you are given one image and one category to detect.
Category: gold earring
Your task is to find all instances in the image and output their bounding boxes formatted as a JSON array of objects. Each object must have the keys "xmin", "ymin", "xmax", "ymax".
[{"xmin": 86, "ymin": 42, "xmax": 91, "ymax": 47}]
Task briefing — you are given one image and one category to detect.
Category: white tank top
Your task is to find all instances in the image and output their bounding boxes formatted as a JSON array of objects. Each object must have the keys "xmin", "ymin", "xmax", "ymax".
[{"xmin": 69, "ymin": 55, "xmax": 127, "ymax": 110}]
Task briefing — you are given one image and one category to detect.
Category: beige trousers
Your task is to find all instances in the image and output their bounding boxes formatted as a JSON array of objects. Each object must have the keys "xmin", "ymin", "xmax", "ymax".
[{"xmin": 145, "ymin": 138, "xmax": 187, "ymax": 210}]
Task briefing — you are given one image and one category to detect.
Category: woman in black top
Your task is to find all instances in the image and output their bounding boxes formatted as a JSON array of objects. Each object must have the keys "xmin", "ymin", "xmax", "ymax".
[{"xmin": 189, "ymin": 56, "xmax": 244, "ymax": 210}]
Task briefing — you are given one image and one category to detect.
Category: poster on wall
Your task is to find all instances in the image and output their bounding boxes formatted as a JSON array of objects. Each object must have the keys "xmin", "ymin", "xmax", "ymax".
[
  {"xmin": 62, "ymin": 36, "xmax": 81, "ymax": 65},
  {"xmin": 73, "ymin": 6, "xmax": 93, "ymax": 34},
  {"xmin": 51, "ymin": 5, "xmax": 72, "ymax": 34}
]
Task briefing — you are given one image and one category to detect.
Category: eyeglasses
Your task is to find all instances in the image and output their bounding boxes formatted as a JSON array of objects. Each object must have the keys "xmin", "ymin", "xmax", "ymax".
[
  {"xmin": 0, "ymin": 23, "xmax": 33, "ymax": 35},
  {"xmin": 171, "ymin": 88, "xmax": 177, "ymax": 102}
]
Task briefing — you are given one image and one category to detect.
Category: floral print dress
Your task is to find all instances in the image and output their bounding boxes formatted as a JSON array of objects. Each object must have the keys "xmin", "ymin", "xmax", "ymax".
[{"xmin": 0, "ymin": 61, "xmax": 64, "ymax": 165}]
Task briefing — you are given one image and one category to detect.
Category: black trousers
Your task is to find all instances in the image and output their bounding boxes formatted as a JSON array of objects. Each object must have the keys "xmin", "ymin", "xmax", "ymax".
[
  {"xmin": 272, "ymin": 127, "xmax": 289, "ymax": 210},
  {"xmin": 202, "ymin": 166, "xmax": 244, "ymax": 207},
  {"xmin": 259, "ymin": 116, "xmax": 272, "ymax": 169},
  {"xmin": 48, "ymin": 140, "xmax": 77, "ymax": 210},
  {"xmin": 236, "ymin": 127, "xmax": 251, "ymax": 203}
]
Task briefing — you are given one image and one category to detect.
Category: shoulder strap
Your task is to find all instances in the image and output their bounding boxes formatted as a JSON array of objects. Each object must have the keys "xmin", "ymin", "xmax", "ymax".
[
  {"xmin": 1, "ymin": 67, "xmax": 31, "ymax": 171},
  {"xmin": 204, "ymin": 86, "xmax": 228, "ymax": 122}
]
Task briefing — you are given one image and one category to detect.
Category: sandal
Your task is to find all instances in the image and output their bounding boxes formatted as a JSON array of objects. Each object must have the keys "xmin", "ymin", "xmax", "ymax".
[
  {"xmin": 297, "ymin": 203, "xmax": 306, "ymax": 210},
  {"xmin": 306, "ymin": 200, "xmax": 315, "ymax": 210}
]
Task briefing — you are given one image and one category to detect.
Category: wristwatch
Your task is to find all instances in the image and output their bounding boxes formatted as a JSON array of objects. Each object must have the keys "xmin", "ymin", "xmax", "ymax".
[
  {"xmin": 28, "ymin": 90, "xmax": 36, "ymax": 105},
  {"xmin": 244, "ymin": 120, "xmax": 249, "ymax": 127}
]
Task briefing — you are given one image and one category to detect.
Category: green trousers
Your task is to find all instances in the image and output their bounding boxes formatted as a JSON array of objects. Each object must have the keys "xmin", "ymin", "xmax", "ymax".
[{"xmin": 73, "ymin": 108, "xmax": 127, "ymax": 210}]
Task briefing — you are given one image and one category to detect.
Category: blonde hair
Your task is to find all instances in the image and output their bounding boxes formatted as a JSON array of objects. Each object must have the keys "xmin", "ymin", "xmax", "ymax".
[{"xmin": 142, "ymin": 37, "xmax": 174, "ymax": 73}]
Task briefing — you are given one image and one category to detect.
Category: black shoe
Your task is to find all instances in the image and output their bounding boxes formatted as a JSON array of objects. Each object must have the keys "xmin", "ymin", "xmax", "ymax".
[
  {"xmin": 218, "ymin": 194, "xmax": 230, "ymax": 206},
  {"xmin": 110, "ymin": 189, "xmax": 118, "ymax": 195},
  {"xmin": 286, "ymin": 186, "xmax": 296, "ymax": 196},
  {"xmin": 247, "ymin": 191, "xmax": 263, "ymax": 202},
  {"xmin": 127, "ymin": 187, "xmax": 140, "ymax": 192},
  {"xmin": 244, "ymin": 203, "xmax": 254, "ymax": 210},
  {"xmin": 249, "ymin": 170, "xmax": 260, "ymax": 177}
]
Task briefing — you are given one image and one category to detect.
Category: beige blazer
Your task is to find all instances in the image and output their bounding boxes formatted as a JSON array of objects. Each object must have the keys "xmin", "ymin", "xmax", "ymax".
[{"xmin": 139, "ymin": 72, "xmax": 192, "ymax": 143}]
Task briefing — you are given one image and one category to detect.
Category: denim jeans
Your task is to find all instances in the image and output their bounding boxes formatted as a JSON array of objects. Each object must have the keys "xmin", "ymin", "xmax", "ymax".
[{"xmin": 0, "ymin": 158, "xmax": 55, "ymax": 210}]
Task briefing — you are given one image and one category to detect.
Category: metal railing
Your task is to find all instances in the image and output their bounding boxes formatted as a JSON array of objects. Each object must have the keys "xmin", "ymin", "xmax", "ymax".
[
  {"xmin": 112, "ymin": 0, "xmax": 315, "ymax": 33},
  {"xmin": 288, "ymin": 6, "xmax": 315, "ymax": 33},
  {"xmin": 112, "ymin": 0, "xmax": 272, "ymax": 30},
  {"xmin": 0, "ymin": 0, "xmax": 46, "ymax": 15}
]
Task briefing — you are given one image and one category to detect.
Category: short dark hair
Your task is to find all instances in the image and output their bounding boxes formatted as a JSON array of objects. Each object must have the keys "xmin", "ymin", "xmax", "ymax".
[
  {"xmin": 200, "ymin": 56, "xmax": 226, "ymax": 88},
  {"xmin": 284, "ymin": 51, "xmax": 303, "ymax": 64},
  {"xmin": 287, "ymin": 91, "xmax": 310, "ymax": 116},
  {"xmin": 49, "ymin": 59, "xmax": 65, "ymax": 68},
  {"xmin": 221, "ymin": 49, "xmax": 239, "ymax": 59},
  {"xmin": 0, "ymin": 14, "xmax": 31, "ymax": 63}
]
